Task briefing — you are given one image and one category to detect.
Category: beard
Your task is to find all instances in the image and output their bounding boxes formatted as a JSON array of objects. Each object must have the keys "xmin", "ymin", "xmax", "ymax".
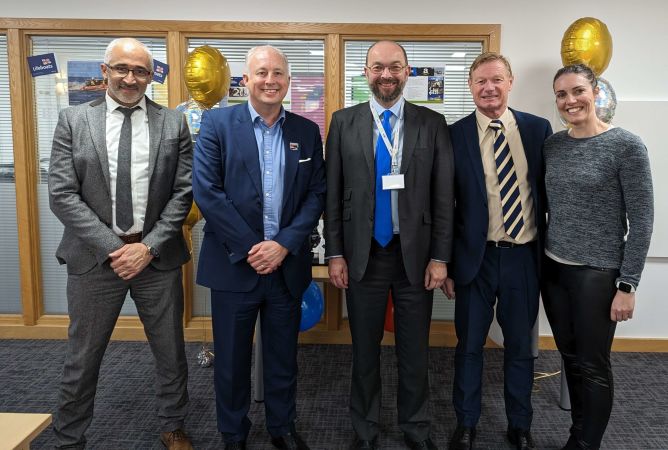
[{"xmin": 370, "ymin": 76, "xmax": 405, "ymax": 104}]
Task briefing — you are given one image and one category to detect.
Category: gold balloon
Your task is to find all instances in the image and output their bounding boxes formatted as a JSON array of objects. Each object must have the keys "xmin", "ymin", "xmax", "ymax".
[
  {"xmin": 561, "ymin": 17, "xmax": 613, "ymax": 76},
  {"xmin": 184, "ymin": 46, "xmax": 231, "ymax": 109},
  {"xmin": 184, "ymin": 201, "xmax": 203, "ymax": 228}
]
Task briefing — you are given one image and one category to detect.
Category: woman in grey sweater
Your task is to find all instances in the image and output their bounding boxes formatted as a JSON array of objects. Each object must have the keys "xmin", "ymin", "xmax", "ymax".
[{"xmin": 542, "ymin": 64, "xmax": 653, "ymax": 450}]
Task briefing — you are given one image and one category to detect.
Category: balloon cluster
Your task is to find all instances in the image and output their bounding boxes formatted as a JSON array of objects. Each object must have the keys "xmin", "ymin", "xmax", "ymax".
[{"xmin": 560, "ymin": 17, "xmax": 617, "ymax": 123}]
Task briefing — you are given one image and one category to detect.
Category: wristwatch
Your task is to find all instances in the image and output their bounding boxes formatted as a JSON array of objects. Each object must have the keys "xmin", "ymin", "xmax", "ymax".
[
  {"xmin": 144, "ymin": 243, "xmax": 160, "ymax": 258},
  {"xmin": 616, "ymin": 281, "xmax": 635, "ymax": 293}
]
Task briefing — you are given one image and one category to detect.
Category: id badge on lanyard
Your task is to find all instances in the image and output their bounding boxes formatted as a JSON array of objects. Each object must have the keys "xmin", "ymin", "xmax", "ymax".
[{"xmin": 371, "ymin": 102, "xmax": 405, "ymax": 190}]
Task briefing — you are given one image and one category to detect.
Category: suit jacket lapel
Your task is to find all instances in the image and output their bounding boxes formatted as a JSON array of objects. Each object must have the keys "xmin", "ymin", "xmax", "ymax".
[
  {"xmin": 235, "ymin": 105, "xmax": 262, "ymax": 197},
  {"xmin": 87, "ymin": 98, "xmax": 110, "ymax": 195},
  {"xmin": 357, "ymin": 103, "xmax": 375, "ymax": 181},
  {"xmin": 462, "ymin": 112, "xmax": 488, "ymax": 200},
  {"xmin": 512, "ymin": 109, "xmax": 537, "ymax": 185},
  {"xmin": 401, "ymin": 102, "xmax": 418, "ymax": 173},
  {"xmin": 146, "ymin": 97, "xmax": 165, "ymax": 181},
  {"xmin": 281, "ymin": 113, "xmax": 299, "ymax": 209}
]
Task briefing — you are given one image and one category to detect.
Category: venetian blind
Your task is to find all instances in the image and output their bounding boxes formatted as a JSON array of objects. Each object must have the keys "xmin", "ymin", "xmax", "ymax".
[
  {"xmin": 31, "ymin": 36, "xmax": 167, "ymax": 315},
  {"xmin": 0, "ymin": 34, "xmax": 22, "ymax": 313}
]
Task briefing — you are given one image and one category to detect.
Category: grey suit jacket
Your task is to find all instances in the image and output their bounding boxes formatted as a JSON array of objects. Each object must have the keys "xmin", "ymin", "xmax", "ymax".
[
  {"xmin": 325, "ymin": 101, "xmax": 454, "ymax": 286},
  {"xmin": 48, "ymin": 96, "xmax": 193, "ymax": 275}
]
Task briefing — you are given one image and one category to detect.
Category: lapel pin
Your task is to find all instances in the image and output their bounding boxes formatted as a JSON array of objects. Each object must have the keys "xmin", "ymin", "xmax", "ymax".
[{"xmin": 289, "ymin": 142, "xmax": 300, "ymax": 151}]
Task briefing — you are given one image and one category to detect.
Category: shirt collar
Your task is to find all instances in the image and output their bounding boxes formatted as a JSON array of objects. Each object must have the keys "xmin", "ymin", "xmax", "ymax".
[
  {"xmin": 247, "ymin": 101, "xmax": 286, "ymax": 127},
  {"xmin": 371, "ymin": 96, "xmax": 404, "ymax": 120},
  {"xmin": 475, "ymin": 107, "xmax": 513, "ymax": 132},
  {"xmin": 106, "ymin": 93, "xmax": 147, "ymax": 113}
]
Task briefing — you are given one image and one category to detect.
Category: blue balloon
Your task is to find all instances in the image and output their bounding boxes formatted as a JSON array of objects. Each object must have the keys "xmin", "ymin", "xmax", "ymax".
[{"xmin": 299, "ymin": 281, "xmax": 324, "ymax": 332}]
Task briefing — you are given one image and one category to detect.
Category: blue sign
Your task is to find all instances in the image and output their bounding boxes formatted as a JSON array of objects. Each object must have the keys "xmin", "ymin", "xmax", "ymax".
[
  {"xmin": 152, "ymin": 59, "xmax": 169, "ymax": 84},
  {"xmin": 28, "ymin": 53, "xmax": 58, "ymax": 77}
]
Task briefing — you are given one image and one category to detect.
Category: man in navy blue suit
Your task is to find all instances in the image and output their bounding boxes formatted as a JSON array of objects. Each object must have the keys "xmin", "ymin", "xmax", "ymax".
[
  {"xmin": 193, "ymin": 45, "xmax": 325, "ymax": 450},
  {"xmin": 444, "ymin": 53, "xmax": 552, "ymax": 450}
]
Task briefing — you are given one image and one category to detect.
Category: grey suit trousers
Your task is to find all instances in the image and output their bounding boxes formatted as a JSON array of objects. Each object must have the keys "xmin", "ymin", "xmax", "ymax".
[{"xmin": 53, "ymin": 262, "xmax": 189, "ymax": 448}]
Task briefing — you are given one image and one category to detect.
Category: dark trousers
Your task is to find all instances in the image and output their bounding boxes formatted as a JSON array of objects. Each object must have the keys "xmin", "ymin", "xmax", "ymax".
[
  {"xmin": 210, "ymin": 270, "xmax": 301, "ymax": 444},
  {"xmin": 53, "ymin": 264, "xmax": 189, "ymax": 449},
  {"xmin": 347, "ymin": 237, "xmax": 434, "ymax": 442},
  {"xmin": 453, "ymin": 244, "xmax": 539, "ymax": 430},
  {"xmin": 542, "ymin": 257, "xmax": 618, "ymax": 450}
]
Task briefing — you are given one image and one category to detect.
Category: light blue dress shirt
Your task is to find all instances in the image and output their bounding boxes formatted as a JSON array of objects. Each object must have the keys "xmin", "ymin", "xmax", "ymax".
[
  {"xmin": 248, "ymin": 101, "xmax": 286, "ymax": 241},
  {"xmin": 371, "ymin": 96, "xmax": 405, "ymax": 234}
]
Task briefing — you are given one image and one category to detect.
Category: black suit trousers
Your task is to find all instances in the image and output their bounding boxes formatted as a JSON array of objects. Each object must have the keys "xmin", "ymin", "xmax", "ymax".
[{"xmin": 346, "ymin": 237, "xmax": 434, "ymax": 442}]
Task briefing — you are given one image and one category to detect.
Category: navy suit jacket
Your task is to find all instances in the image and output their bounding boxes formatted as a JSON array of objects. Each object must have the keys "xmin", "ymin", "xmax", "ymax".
[
  {"xmin": 193, "ymin": 103, "xmax": 325, "ymax": 298},
  {"xmin": 449, "ymin": 108, "xmax": 552, "ymax": 286}
]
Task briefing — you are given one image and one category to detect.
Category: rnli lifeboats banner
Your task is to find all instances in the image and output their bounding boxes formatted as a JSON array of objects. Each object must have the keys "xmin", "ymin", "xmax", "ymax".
[
  {"xmin": 67, "ymin": 61, "xmax": 107, "ymax": 106},
  {"xmin": 27, "ymin": 53, "xmax": 58, "ymax": 77},
  {"xmin": 152, "ymin": 59, "xmax": 169, "ymax": 84}
]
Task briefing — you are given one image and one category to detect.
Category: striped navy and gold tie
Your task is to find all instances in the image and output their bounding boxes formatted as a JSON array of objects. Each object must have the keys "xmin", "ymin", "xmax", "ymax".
[{"xmin": 489, "ymin": 119, "xmax": 525, "ymax": 240}]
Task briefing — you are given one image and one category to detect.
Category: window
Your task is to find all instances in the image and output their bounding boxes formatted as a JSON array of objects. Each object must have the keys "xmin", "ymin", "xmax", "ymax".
[
  {"xmin": 31, "ymin": 36, "xmax": 167, "ymax": 314},
  {"xmin": 344, "ymin": 40, "xmax": 483, "ymax": 320},
  {"xmin": 344, "ymin": 40, "xmax": 482, "ymax": 124},
  {"xmin": 0, "ymin": 34, "xmax": 22, "ymax": 313}
]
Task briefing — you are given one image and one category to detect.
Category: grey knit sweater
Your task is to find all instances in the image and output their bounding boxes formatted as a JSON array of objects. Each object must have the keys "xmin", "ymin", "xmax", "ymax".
[{"xmin": 543, "ymin": 127, "xmax": 654, "ymax": 287}]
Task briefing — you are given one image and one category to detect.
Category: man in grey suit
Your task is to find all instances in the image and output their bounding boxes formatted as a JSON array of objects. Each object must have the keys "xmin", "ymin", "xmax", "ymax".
[
  {"xmin": 49, "ymin": 38, "xmax": 193, "ymax": 450},
  {"xmin": 325, "ymin": 40, "xmax": 454, "ymax": 450}
]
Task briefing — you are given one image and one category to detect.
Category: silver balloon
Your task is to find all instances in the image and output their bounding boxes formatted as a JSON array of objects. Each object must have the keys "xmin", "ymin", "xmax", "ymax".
[
  {"xmin": 596, "ymin": 77, "xmax": 617, "ymax": 123},
  {"xmin": 196, "ymin": 345, "xmax": 214, "ymax": 367}
]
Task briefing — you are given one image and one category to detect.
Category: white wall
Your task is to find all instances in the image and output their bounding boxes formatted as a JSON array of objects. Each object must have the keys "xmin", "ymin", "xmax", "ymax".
[{"xmin": 4, "ymin": 0, "xmax": 666, "ymax": 338}]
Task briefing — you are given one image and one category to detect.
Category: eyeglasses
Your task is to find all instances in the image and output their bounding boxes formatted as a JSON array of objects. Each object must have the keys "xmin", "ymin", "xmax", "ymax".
[
  {"xmin": 366, "ymin": 64, "xmax": 407, "ymax": 75},
  {"xmin": 105, "ymin": 64, "xmax": 152, "ymax": 79}
]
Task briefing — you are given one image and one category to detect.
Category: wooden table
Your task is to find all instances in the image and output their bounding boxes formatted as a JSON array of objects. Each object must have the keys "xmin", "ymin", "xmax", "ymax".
[{"xmin": 0, "ymin": 413, "xmax": 52, "ymax": 450}]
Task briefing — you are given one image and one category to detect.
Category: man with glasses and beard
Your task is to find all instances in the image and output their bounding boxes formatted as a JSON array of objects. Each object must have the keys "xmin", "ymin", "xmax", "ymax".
[
  {"xmin": 325, "ymin": 40, "xmax": 454, "ymax": 450},
  {"xmin": 49, "ymin": 38, "xmax": 193, "ymax": 449}
]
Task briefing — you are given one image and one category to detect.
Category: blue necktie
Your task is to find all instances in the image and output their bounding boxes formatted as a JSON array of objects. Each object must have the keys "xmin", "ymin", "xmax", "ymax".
[
  {"xmin": 489, "ymin": 119, "xmax": 525, "ymax": 240},
  {"xmin": 374, "ymin": 109, "xmax": 393, "ymax": 247}
]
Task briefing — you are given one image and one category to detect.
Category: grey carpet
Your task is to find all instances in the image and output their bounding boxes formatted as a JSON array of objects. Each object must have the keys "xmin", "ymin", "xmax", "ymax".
[{"xmin": 0, "ymin": 340, "xmax": 666, "ymax": 449}]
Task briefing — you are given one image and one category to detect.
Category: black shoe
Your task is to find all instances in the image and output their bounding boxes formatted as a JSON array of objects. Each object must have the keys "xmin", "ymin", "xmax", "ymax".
[
  {"xmin": 350, "ymin": 436, "xmax": 378, "ymax": 449},
  {"xmin": 507, "ymin": 427, "xmax": 536, "ymax": 450},
  {"xmin": 448, "ymin": 426, "xmax": 475, "ymax": 450},
  {"xmin": 405, "ymin": 437, "xmax": 438, "ymax": 449},
  {"xmin": 271, "ymin": 430, "xmax": 310, "ymax": 450},
  {"xmin": 224, "ymin": 442, "xmax": 246, "ymax": 450}
]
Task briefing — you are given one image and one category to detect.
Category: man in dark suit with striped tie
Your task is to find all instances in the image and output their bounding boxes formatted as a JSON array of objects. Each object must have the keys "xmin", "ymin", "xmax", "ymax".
[{"xmin": 444, "ymin": 53, "xmax": 552, "ymax": 450}]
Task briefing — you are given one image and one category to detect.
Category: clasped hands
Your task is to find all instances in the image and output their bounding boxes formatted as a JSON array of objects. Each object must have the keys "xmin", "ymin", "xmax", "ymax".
[
  {"xmin": 109, "ymin": 243, "xmax": 153, "ymax": 281},
  {"xmin": 247, "ymin": 240, "xmax": 289, "ymax": 275}
]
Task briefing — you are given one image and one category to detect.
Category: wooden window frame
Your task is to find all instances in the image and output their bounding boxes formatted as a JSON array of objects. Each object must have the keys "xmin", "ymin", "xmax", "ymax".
[{"xmin": 0, "ymin": 18, "xmax": 500, "ymax": 348}]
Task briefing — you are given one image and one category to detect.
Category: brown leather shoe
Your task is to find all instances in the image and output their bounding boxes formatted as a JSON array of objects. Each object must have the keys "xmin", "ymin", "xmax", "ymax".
[{"xmin": 160, "ymin": 429, "xmax": 194, "ymax": 450}]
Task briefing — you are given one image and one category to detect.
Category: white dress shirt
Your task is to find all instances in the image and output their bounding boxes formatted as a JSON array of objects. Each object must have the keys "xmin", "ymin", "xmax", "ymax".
[{"xmin": 105, "ymin": 94, "xmax": 150, "ymax": 235}]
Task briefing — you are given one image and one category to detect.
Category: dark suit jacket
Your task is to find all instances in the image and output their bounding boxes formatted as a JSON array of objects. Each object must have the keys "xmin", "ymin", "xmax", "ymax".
[
  {"xmin": 448, "ymin": 108, "xmax": 552, "ymax": 286},
  {"xmin": 48, "ymin": 96, "xmax": 193, "ymax": 274},
  {"xmin": 193, "ymin": 103, "xmax": 325, "ymax": 298},
  {"xmin": 324, "ymin": 101, "xmax": 454, "ymax": 286}
]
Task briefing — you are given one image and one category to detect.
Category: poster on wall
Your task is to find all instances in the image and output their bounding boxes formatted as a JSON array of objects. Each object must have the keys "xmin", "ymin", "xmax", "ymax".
[
  {"xmin": 404, "ymin": 66, "xmax": 445, "ymax": 103},
  {"xmin": 27, "ymin": 53, "xmax": 58, "ymax": 77},
  {"xmin": 349, "ymin": 65, "xmax": 445, "ymax": 105},
  {"xmin": 290, "ymin": 74, "xmax": 324, "ymax": 133},
  {"xmin": 67, "ymin": 61, "xmax": 106, "ymax": 106}
]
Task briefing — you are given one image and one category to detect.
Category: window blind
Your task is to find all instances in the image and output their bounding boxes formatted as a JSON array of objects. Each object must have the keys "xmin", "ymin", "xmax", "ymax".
[
  {"xmin": 31, "ymin": 36, "xmax": 167, "ymax": 315},
  {"xmin": 0, "ymin": 34, "xmax": 22, "ymax": 313}
]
